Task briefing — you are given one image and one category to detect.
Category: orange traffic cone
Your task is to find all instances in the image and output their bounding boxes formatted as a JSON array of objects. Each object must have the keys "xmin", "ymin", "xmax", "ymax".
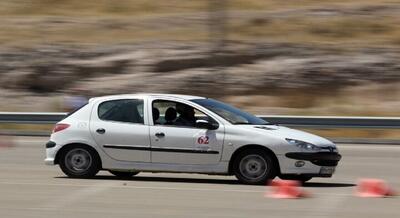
[
  {"xmin": 355, "ymin": 178, "xmax": 396, "ymax": 198},
  {"xmin": 266, "ymin": 180, "xmax": 309, "ymax": 199}
]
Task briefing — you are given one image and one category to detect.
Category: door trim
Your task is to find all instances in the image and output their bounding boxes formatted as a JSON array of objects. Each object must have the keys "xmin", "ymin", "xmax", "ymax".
[{"xmin": 103, "ymin": 145, "xmax": 219, "ymax": 154}]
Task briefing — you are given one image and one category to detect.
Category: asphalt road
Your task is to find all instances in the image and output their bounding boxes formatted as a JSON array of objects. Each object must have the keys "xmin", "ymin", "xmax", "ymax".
[{"xmin": 0, "ymin": 137, "xmax": 399, "ymax": 218}]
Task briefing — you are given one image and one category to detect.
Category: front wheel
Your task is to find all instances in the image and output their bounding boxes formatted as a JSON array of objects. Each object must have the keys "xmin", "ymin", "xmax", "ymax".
[
  {"xmin": 59, "ymin": 145, "xmax": 100, "ymax": 178},
  {"xmin": 233, "ymin": 149, "xmax": 277, "ymax": 185},
  {"xmin": 109, "ymin": 170, "xmax": 139, "ymax": 178}
]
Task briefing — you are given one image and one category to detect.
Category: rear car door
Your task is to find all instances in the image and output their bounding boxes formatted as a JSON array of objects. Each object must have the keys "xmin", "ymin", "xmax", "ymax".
[
  {"xmin": 90, "ymin": 98, "xmax": 150, "ymax": 162},
  {"xmin": 149, "ymin": 99, "xmax": 224, "ymax": 165}
]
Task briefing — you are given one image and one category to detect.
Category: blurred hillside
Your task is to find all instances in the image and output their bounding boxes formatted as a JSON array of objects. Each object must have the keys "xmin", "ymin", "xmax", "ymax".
[{"xmin": 0, "ymin": 0, "xmax": 399, "ymax": 116}]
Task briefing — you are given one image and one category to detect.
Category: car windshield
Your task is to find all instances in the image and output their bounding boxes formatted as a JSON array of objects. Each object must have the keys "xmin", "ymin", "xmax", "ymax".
[{"xmin": 191, "ymin": 98, "xmax": 269, "ymax": 125}]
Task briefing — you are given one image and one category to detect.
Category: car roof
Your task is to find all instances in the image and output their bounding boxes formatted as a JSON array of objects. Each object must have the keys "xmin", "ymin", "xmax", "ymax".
[{"xmin": 89, "ymin": 93, "xmax": 206, "ymax": 102}]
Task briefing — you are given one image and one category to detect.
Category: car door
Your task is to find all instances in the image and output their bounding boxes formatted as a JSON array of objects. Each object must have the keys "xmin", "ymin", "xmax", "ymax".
[
  {"xmin": 149, "ymin": 99, "xmax": 224, "ymax": 165},
  {"xmin": 90, "ymin": 98, "xmax": 151, "ymax": 162}
]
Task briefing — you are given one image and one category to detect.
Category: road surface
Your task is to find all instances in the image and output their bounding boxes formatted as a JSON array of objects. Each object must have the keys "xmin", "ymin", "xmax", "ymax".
[{"xmin": 0, "ymin": 137, "xmax": 399, "ymax": 218}]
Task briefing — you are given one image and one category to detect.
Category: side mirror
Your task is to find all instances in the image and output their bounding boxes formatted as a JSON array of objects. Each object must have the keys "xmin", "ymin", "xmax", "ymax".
[{"xmin": 195, "ymin": 120, "xmax": 219, "ymax": 130}]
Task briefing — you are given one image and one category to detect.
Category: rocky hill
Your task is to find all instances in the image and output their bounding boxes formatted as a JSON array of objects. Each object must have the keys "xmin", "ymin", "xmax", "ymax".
[{"xmin": 0, "ymin": 42, "xmax": 399, "ymax": 115}]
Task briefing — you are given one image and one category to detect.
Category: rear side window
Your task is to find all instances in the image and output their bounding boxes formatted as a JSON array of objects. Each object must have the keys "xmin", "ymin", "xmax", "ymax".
[{"xmin": 98, "ymin": 99, "xmax": 144, "ymax": 124}]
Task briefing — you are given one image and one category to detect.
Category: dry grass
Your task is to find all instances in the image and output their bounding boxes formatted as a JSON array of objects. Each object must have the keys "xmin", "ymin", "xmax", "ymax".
[
  {"xmin": 1, "ymin": 0, "xmax": 400, "ymax": 47},
  {"xmin": 228, "ymin": 16, "xmax": 400, "ymax": 47},
  {"xmin": 224, "ymin": 82, "xmax": 400, "ymax": 117},
  {"xmin": 0, "ymin": 0, "xmax": 208, "ymax": 16},
  {"xmin": 0, "ymin": 0, "xmax": 394, "ymax": 16}
]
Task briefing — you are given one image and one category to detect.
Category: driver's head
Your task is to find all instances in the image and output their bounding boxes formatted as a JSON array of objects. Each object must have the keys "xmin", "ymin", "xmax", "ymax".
[{"xmin": 176, "ymin": 103, "xmax": 195, "ymax": 119}]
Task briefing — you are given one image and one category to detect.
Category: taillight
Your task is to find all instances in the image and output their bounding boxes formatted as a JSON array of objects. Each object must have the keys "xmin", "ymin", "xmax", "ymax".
[{"xmin": 53, "ymin": 123, "xmax": 70, "ymax": 133}]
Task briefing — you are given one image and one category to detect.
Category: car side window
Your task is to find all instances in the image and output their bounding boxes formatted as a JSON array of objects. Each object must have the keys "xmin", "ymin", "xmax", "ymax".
[
  {"xmin": 152, "ymin": 100, "xmax": 214, "ymax": 128},
  {"xmin": 98, "ymin": 99, "xmax": 144, "ymax": 124}
]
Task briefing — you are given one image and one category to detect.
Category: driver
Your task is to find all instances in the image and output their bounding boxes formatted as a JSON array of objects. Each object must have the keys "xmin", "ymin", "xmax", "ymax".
[{"xmin": 175, "ymin": 103, "xmax": 196, "ymax": 127}]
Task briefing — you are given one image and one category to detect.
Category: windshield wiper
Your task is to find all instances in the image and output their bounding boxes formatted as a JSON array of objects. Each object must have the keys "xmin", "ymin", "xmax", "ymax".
[
  {"xmin": 233, "ymin": 122, "xmax": 275, "ymax": 125},
  {"xmin": 261, "ymin": 122, "xmax": 275, "ymax": 125},
  {"xmin": 232, "ymin": 122, "xmax": 252, "ymax": 125}
]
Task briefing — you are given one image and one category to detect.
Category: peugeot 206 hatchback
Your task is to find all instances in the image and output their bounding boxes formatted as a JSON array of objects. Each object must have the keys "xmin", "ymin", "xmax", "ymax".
[{"xmin": 45, "ymin": 94, "xmax": 341, "ymax": 185}]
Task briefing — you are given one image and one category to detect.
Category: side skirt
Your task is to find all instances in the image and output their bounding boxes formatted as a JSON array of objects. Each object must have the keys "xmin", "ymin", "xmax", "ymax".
[{"xmin": 101, "ymin": 160, "xmax": 229, "ymax": 174}]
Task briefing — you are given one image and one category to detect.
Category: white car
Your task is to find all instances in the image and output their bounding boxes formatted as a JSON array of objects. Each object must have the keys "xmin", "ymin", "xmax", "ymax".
[{"xmin": 45, "ymin": 94, "xmax": 341, "ymax": 184}]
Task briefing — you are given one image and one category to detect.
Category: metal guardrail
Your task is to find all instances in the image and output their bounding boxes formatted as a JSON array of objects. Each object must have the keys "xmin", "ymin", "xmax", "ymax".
[
  {"xmin": 0, "ymin": 113, "xmax": 399, "ymax": 142},
  {"xmin": 0, "ymin": 112, "xmax": 66, "ymax": 124},
  {"xmin": 260, "ymin": 115, "xmax": 400, "ymax": 129},
  {"xmin": 0, "ymin": 112, "xmax": 399, "ymax": 128}
]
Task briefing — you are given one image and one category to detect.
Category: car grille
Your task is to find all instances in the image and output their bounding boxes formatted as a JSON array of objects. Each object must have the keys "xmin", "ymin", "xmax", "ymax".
[{"xmin": 311, "ymin": 159, "xmax": 339, "ymax": 166}]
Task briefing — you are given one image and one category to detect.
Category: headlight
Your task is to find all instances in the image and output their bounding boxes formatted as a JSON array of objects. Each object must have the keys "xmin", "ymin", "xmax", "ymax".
[{"xmin": 285, "ymin": 138, "xmax": 321, "ymax": 151}]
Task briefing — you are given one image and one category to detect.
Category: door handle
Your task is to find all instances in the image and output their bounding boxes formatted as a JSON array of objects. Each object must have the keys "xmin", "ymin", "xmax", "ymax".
[
  {"xmin": 96, "ymin": 128, "xmax": 106, "ymax": 134},
  {"xmin": 155, "ymin": 132, "xmax": 165, "ymax": 137}
]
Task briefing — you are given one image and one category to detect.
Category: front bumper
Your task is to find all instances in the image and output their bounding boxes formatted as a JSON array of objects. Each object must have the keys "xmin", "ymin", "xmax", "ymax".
[
  {"xmin": 285, "ymin": 152, "xmax": 342, "ymax": 166},
  {"xmin": 277, "ymin": 152, "xmax": 341, "ymax": 177}
]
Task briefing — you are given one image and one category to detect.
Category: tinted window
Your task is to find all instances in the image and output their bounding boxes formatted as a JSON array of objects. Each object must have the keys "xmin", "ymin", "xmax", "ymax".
[
  {"xmin": 98, "ymin": 99, "xmax": 144, "ymax": 124},
  {"xmin": 152, "ymin": 100, "xmax": 215, "ymax": 127},
  {"xmin": 191, "ymin": 98, "xmax": 268, "ymax": 125}
]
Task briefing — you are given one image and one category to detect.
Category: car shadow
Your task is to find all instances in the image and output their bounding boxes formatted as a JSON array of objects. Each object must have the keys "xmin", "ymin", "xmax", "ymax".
[
  {"xmin": 55, "ymin": 175, "xmax": 355, "ymax": 187},
  {"xmin": 303, "ymin": 182, "xmax": 355, "ymax": 188},
  {"xmin": 55, "ymin": 175, "xmax": 242, "ymax": 185}
]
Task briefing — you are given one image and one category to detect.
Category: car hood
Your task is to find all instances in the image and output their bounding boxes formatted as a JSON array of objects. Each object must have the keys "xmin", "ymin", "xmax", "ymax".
[{"xmin": 237, "ymin": 124, "xmax": 335, "ymax": 147}]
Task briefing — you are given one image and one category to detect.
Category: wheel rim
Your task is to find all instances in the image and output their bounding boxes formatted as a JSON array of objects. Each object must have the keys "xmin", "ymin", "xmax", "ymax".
[
  {"xmin": 239, "ymin": 154, "xmax": 268, "ymax": 181},
  {"xmin": 64, "ymin": 148, "xmax": 92, "ymax": 174}
]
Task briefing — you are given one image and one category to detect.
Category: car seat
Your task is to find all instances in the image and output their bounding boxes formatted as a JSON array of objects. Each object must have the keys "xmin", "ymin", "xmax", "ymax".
[
  {"xmin": 152, "ymin": 108, "xmax": 160, "ymax": 124},
  {"xmin": 164, "ymin": 107, "xmax": 177, "ymax": 125}
]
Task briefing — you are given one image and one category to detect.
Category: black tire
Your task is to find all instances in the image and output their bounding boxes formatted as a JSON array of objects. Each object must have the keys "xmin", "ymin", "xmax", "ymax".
[
  {"xmin": 233, "ymin": 149, "xmax": 277, "ymax": 185},
  {"xmin": 279, "ymin": 175, "xmax": 313, "ymax": 183},
  {"xmin": 59, "ymin": 145, "xmax": 100, "ymax": 178},
  {"xmin": 109, "ymin": 170, "xmax": 139, "ymax": 178}
]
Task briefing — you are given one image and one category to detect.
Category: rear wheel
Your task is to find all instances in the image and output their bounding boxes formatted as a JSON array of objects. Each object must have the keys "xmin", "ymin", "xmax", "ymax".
[
  {"xmin": 233, "ymin": 149, "xmax": 277, "ymax": 185},
  {"xmin": 59, "ymin": 145, "xmax": 100, "ymax": 178},
  {"xmin": 109, "ymin": 170, "xmax": 139, "ymax": 178}
]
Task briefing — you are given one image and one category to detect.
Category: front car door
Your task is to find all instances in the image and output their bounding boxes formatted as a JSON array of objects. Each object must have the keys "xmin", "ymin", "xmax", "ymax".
[
  {"xmin": 149, "ymin": 98, "xmax": 224, "ymax": 165},
  {"xmin": 90, "ymin": 98, "xmax": 151, "ymax": 162}
]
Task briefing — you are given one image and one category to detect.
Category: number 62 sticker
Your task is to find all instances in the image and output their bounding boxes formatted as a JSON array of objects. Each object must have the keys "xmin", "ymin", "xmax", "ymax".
[{"xmin": 197, "ymin": 136, "xmax": 209, "ymax": 144}]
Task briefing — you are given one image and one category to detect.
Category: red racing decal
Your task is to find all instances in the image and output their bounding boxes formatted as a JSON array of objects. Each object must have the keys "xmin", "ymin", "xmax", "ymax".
[{"xmin": 197, "ymin": 136, "xmax": 209, "ymax": 144}]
